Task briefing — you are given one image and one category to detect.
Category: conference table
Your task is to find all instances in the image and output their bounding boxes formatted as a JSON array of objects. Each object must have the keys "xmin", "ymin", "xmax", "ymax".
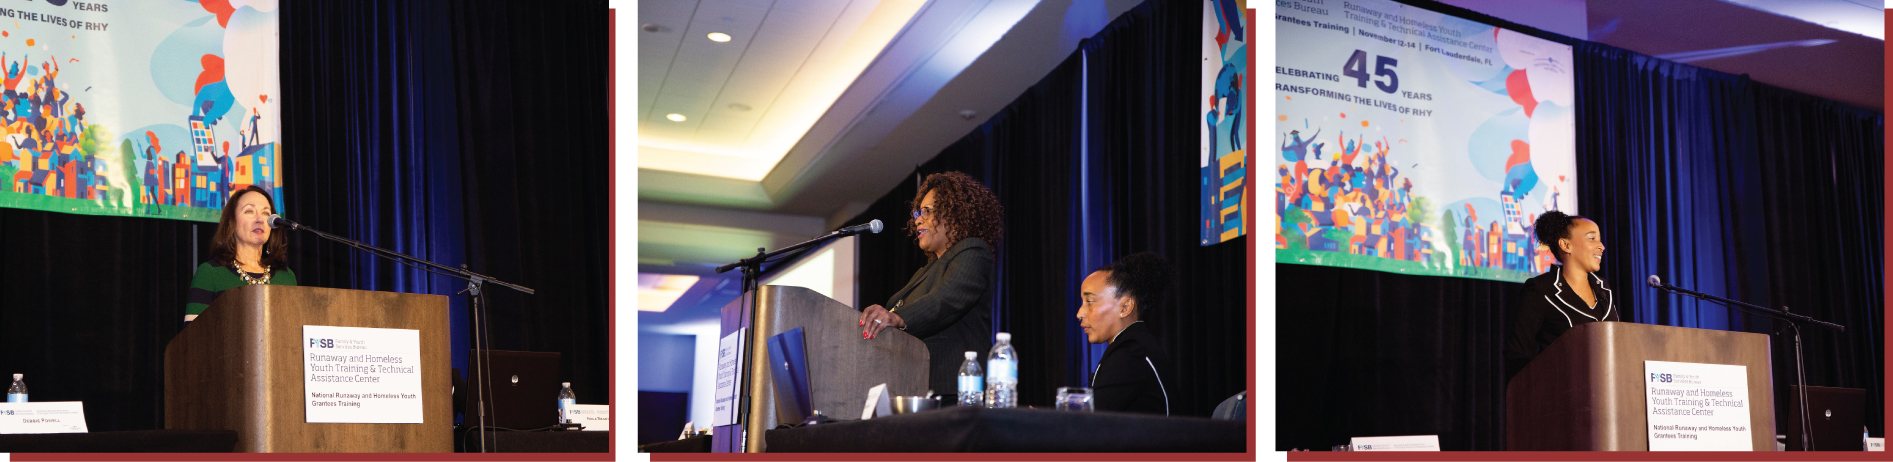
[{"xmin": 643, "ymin": 406, "xmax": 1247, "ymax": 453}]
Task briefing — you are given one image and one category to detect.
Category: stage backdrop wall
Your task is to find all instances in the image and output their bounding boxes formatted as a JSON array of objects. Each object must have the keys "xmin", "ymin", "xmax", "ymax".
[
  {"xmin": 0, "ymin": 0, "xmax": 282, "ymax": 221},
  {"xmin": 0, "ymin": 0, "xmax": 607, "ymax": 432},
  {"xmin": 1275, "ymin": 0, "xmax": 1883, "ymax": 450},
  {"xmin": 848, "ymin": 0, "xmax": 1248, "ymax": 417}
]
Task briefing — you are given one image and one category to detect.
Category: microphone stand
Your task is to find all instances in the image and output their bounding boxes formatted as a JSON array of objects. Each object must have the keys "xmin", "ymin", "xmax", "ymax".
[
  {"xmin": 714, "ymin": 226, "xmax": 872, "ymax": 451},
  {"xmin": 1650, "ymin": 280, "xmax": 1843, "ymax": 451},
  {"xmin": 278, "ymin": 220, "xmax": 534, "ymax": 453}
]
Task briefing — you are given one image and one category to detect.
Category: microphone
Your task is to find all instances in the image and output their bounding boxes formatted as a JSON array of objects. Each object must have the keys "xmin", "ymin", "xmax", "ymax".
[
  {"xmin": 269, "ymin": 214, "xmax": 301, "ymax": 231},
  {"xmin": 1647, "ymin": 275, "xmax": 1663, "ymax": 289},
  {"xmin": 836, "ymin": 219, "xmax": 883, "ymax": 236}
]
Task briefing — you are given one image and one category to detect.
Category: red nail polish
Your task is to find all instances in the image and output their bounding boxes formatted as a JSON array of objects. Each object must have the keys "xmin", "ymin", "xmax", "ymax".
[
  {"xmin": 859, "ymin": 320, "xmax": 864, "ymax": 326},
  {"xmin": 862, "ymin": 331, "xmax": 868, "ymax": 339}
]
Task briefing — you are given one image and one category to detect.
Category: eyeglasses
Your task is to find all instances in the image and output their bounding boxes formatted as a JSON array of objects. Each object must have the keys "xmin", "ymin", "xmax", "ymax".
[{"xmin": 910, "ymin": 207, "xmax": 933, "ymax": 220}]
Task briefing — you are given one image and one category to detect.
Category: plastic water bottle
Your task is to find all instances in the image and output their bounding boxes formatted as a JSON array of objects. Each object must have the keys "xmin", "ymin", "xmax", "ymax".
[
  {"xmin": 986, "ymin": 333, "xmax": 1017, "ymax": 408},
  {"xmin": 557, "ymin": 382, "xmax": 575, "ymax": 424},
  {"xmin": 957, "ymin": 351, "xmax": 983, "ymax": 407},
  {"xmin": 7, "ymin": 374, "xmax": 25, "ymax": 403}
]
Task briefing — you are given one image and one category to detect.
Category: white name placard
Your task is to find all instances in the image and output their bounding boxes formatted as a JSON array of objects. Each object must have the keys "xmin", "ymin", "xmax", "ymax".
[
  {"xmin": 1644, "ymin": 360, "xmax": 1752, "ymax": 451},
  {"xmin": 713, "ymin": 328, "xmax": 746, "ymax": 427},
  {"xmin": 1350, "ymin": 435, "xmax": 1440, "ymax": 451},
  {"xmin": 0, "ymin": 402, "xmax": 87, "ymax": 434},
  {"xmin": 860, "ymin": 383, "xmax": 891, "ymax": 420},
  {"xmin": 566, "ymin": 404, "xmax": 609, "ymax": 431},
  {"xmin": 1868, "ymin": 437, "xmax": 1884, "ymax": 451},
  {"xmin": 303, "ymin": 325, "xmax": 424, "ymax": 423}
]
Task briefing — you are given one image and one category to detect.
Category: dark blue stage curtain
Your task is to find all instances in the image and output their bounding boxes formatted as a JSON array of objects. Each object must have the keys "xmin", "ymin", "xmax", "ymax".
[
  {"xmin": 1276, "ymin": 0, "xmax": 1882, "ymax": 450},
  {"xmin": 847, "ymin": 0, "xmax": 1247, "ymax": 417},
  {"xmin": 1577, "ymin": 42, "xmax": 1884, "ymax": 439},
  {"xmin": 280, "ymin": 0, "xmax": 473, "ymax": 376},
  {"xmin": 283, "ymin": 0, "xmax": 609, "ymax": 418}
]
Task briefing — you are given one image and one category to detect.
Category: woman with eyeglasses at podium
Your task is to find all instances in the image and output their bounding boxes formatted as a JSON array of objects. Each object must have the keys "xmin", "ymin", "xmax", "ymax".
[
  {"xmin": 1504, "ymin": 210, "xmax": 1622, "ymax": 382},
  {"xmin": 183, "ymin": 185, "xmax": 299, "ymax": 324},
  {"xmin": 858, "ymin": 171, "xmax": 1003, "ymax": 401}
]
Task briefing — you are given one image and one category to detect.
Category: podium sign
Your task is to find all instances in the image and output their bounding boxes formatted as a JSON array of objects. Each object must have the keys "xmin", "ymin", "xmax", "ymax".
[
  {"xmin": 1643, "ymin": 361, "xmax": 1753, "ymax": 450},
  {"xmin": 714, "ymin": 328, "xmax": 746, "ymax": 427},
  {"xmin": 301, "ymin": 326, "xmax": 424, "ymax": 423}
]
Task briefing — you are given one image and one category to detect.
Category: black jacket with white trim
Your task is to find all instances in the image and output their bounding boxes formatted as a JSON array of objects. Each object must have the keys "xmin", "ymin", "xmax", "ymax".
[
  {"xmin": 1504, "ymin": 265, "xmax": 1624, "ymax": 382},
  {"xmin": 1090, "ymin": 321, "xmax": 1174, "ymax": 415}
]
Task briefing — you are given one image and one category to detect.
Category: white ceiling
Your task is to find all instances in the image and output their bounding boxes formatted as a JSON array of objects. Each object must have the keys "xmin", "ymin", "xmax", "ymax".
[
  {"xmin": 1587, "ymin": 0, "xmax": 1883, "ymax": 111},
  {"xmin": 1724, "ymin": 0, "xmax": 1883, "ymax": 40},
  {"xmin": 638, "ymin": 0, "xmax": 925, "ymax": 180},
  {"xmin": 636, "ymin": 0, "xmax": 1151, "ymax": 277}
]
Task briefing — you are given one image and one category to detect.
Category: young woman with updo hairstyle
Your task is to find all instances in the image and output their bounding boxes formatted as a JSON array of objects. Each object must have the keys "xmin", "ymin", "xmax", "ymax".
[{"xmin": 1503, "ymin": 210, "xmax": 1623, "ymax": 382}]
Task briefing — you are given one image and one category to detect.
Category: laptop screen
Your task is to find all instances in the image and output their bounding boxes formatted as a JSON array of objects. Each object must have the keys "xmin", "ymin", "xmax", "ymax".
[
  {"xmin": 1785, "ymin": 385, "xmax": 1866, "ymax": 451},
  {"xmin": 463, "ymin": 350, "xmax": 563, "ymax": 430}
]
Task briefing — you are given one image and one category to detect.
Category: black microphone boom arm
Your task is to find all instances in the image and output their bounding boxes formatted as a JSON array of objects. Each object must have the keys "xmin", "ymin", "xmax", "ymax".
[
  {"xmin": 1649, "ymin": 277, "xmax": 1842, "ymax": 332},
  {"xmin": 281, "ymin": 218, "xmax": 534, "ymax": 295}
]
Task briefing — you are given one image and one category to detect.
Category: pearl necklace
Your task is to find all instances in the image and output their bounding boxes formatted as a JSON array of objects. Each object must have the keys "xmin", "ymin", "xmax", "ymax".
[{"xmin": 236, "ymin": 262, "xmax": 272, "ymax": 285}]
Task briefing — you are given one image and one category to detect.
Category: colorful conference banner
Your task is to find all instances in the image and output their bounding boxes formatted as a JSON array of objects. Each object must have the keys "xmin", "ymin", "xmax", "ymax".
[
  {"xmin": 0, "ymin": 0, "xmax": 279, "ymax": 222},
  {"xmin": 1201, "ymin": 0, "xmax": 1250, "ymax": 246},
  {"xmin": 1274, "ymin": 0, "xmax": 1576, "ymax": 282}
]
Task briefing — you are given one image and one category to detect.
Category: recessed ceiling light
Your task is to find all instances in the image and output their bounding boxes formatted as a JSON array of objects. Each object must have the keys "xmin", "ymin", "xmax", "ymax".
[
  {"xmin": 666, "ymin": 113, "xmax": 687, "ymax": 122},
  {"xmin": 707, "ymin": 32, "xmax": 732, "ymax": 42},
  {"xmin": 728, "ymin": 103, "xmax": 752, "ymax": 112}
]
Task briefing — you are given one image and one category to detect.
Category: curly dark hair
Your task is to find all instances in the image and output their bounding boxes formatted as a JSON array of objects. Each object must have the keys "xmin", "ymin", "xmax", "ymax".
[
  {"xmin": 1098, "ymin": 251, "xmax": 1176, "ymax": 321},
  {"xmin": 909, "ymin": 171, "xmax": 1004, "ymax": 256},
  {"xmin": 209, "ymin": 185, "xmax": 289, "ymax": 269},
  {"xmin": 1532, "ymin": 210, "xmax": 1588, "ymax": 261}
]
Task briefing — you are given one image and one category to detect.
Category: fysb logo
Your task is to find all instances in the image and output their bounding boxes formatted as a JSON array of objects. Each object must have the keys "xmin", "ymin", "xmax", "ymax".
[
  {"xmin": 1649, "ymin": 373, "xmax": 1672, "ymax": 383},
  {"xmin": 310, "ymin": 338, "xmax": 335, "ymax": 348}
]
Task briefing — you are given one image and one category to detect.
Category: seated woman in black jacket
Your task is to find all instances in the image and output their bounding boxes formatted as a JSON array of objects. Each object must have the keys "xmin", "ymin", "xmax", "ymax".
[{"xmin": 1075, "ymin": 252, "xmax": 1177, "ymax": 415}]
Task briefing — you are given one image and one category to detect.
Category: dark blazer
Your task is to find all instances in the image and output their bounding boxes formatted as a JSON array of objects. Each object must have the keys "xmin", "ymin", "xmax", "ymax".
[
  {"xmin": 1090, "ymin": 321, "xmax": 1173, "ymax": 415},
  {"xmin": 887, "ymin": 237, "xmax": 995, "ymax": 398},
  {"xmin": 1504, "ymin": 266, "xmax": 1623, "ymax": 382}
]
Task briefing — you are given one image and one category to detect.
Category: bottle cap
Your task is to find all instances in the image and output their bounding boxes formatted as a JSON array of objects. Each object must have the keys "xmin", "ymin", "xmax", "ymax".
[
  {"xmin": 995, "ymin": 332, "xmax": 1010, "ymax": 342},
  {"xmin": 964, "ymin": 351, "xmax": 976, "ymax": 359},
  {"xmin": 562, "ymin": 382, "xmax": 571, "ymax": 387}
]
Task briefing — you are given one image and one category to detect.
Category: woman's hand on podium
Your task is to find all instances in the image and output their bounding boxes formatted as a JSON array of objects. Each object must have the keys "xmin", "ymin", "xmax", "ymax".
[{"xmin": 858, "ymin": 304, "xmax": 906, "ymax": 339}]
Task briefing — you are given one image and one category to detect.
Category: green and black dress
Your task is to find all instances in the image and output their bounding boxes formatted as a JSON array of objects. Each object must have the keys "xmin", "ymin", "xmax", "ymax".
[{"xmin": 184, "ymin": 261, "xmax": 298, "ymax": 323}]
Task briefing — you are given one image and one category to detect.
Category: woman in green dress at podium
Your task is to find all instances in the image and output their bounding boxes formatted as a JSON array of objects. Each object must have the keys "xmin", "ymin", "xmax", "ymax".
[
  {"xmin": 183, "ymin": 185, "xmax": 298, "ymax": 323},
  {"xmin": 1505, "ymin": 210, "xmax": 1622, "ymax": 381},
  {"xmin": 858, "ymin": 171, "xmax": 1003, "ymax": 399}
]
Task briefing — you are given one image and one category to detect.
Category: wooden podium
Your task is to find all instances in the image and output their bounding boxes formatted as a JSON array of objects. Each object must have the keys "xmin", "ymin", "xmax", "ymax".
[
  {"xmin": 723, "ymin": 285, "xmax": 928, "ymax": 453},
  {"xmin": 1506, "ymin": 321, "xmax": 1776, "ymax": 451},
  {"xmin": 163, "ymin": 285, "xmax": 453, "ymax": 452}
]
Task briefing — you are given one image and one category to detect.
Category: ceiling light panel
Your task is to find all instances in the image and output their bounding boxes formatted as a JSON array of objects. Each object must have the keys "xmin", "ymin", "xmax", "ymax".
[{"xmin": 638, "ymin": 274, "xmax": 701, "ymax": 312}]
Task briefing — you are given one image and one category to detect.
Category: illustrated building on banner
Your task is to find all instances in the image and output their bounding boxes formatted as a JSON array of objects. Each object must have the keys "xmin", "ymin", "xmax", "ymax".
[{"xmin": 0, "ymin": 1, "xmax": 280, "ymax": 221}]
